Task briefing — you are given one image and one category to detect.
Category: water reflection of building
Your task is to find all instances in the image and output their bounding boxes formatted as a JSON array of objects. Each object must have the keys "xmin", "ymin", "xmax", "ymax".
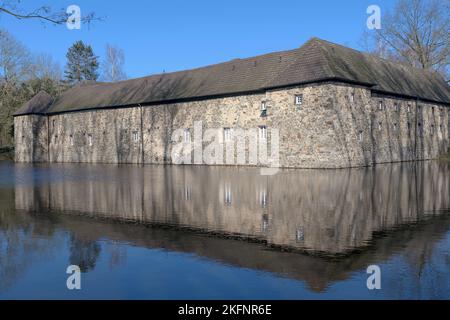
[{"xmin": 14, "ymin": 162, "xmax": 450, "ymax": 254}]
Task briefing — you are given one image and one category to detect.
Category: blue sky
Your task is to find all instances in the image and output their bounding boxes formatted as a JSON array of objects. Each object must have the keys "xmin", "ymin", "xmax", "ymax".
[{"xmin": 2, "ymin": 0, "xmax": 396, "ymax": 79}]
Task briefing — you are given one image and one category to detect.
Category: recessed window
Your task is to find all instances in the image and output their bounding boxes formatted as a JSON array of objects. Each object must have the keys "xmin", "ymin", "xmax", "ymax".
[
  {"xmin": 69, "ymin": 134, "xmax": 74, "ymax": 146},
  {"xmin": 378, "ymin": 101, "xmax": 383, "ymax": 111},
  {"xmin": 258, "ymin": 126, "xmax": 267, "ymax": 140},
  {"xmin": 394, "ymin": 103, "xmax": 399, "ymax": 112},
  {"xmin": 358, "ymin": 131, "xmax": 363, "ymax": 142},
  {"xmin": 296, "ymin": 227, "xmax": 304, "ymax": 242},
  {"xmin": 295, "ymin": 94, "xmax": 303, "ymax": 108},
  {"xmin": 223, "ymin": 127, "xmax": 232, "ymax": 142},
  {"xmin": 407, "ymin": 122, "xmax": 411, "ymax": 130},
  {"xmin": 132, "ymin": 131, "xmax": 139, "ymax": 142},
  {"xmin": 378, "ymin": 122, "xmax": 382, "ymax": 131},
  {"xmin": 260, "ymin": 190, "xmax": 267, "ymax": 208},
  {"xmin": 184, "ymin": 129, "xmax": 191, "ymax": 143},
  {"xmin": 260, "ymin": 101, "xmax": 267, "ymax": 117},
  {"xmin": 407, "ymin": 104, "xmax": 411, "ymax": 112},
  {"xmin": 432, "ymin": 107, "xmax": 435, "ymax": 114},
  {"xmin": 262, "ymin": 214, "xmax": 269, "ymax": 232},
  {"xmin": 393, "ymin": 123, "xmax": 398, "ymax": 131},
  {"xmin": 350, "ymin": 92, "xmax": 355, "ymax": 102},
  {"xmin": 224, "ymin": 186, "xmax": 232, "ymax": 206},
  {"xmin": 88, "ymin": 134, "xmax": 93, "ymax": 146}
]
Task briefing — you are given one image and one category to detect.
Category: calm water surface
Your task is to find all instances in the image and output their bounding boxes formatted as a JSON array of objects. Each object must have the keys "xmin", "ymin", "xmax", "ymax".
[{"xmin": 0, "ymin": 160, "xmax": 449, "ymax": 299}]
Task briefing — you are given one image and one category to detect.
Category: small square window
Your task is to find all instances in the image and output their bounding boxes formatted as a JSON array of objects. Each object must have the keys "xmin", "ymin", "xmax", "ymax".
[
  {"xmin": 260, "ymin": 101, "xmax": 267, "ymax": 117},
  {"xmin": 295, "ymin": 94, "xmax": 303, "ymax": 107},
  {"xmin": 258, "ymin": 126, "xmax": 267, "ymax": 140},
  {"xmin": 184, "ymin": 129, "xmax": 191, "ymax": 143},
  {"xmin": 223, "ymin": 127, "xmax": 232, "ymax": 142},
  {"xmin": 296, "ymin": 227, "xmax": 304, "ymax": 242},
  {"xmin": 260, "ymin": 101, "xmax": 267, "ymax": 111},
  {"xmin": 133, "ymin": 131, "xmax": 139, "ymax": 142}
]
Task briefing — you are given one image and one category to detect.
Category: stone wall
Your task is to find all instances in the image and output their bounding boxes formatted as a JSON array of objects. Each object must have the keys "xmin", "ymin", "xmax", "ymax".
[
  {"xmin": 14, "ymin": 115, "xmax": 48, "ymax": 162},
  {"xmin": 14, "ymin": 82, "xmax": 450, "ymax": 168}
]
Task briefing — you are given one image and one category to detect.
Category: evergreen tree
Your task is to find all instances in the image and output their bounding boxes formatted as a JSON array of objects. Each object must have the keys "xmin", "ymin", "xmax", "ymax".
[{"xmin": 64, "ymin": 41, "xmax": 99, "ymax": 83}]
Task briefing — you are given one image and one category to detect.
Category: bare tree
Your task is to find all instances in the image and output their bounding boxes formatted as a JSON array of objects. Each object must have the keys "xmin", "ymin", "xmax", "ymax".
[
  {"xmin": 102, "ymin": 44, "xmax": 127, "ymax": 82},
  {"xmin": 30, "ymin": 53, "xmax": 62, "ymax": 81},
  {"xmin": 0, "ymin": 0, "xmax": 101, "ymax": 26},
  {"xmin": 0, "ymin": 29, "xmax": 65, "ymax": 148},
  {"xmin": 0, "ymin": 29, "xmax": 31, "ymax": 83},
  {"xmin": 362, "ymin": 0, "xmax": 449, "ymax": 82}
]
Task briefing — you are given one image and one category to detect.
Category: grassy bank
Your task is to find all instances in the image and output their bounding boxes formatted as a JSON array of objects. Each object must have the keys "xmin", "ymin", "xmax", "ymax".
[{"xmin": 0, "ymin": 146, "xmax": 14, "ymax": 161}]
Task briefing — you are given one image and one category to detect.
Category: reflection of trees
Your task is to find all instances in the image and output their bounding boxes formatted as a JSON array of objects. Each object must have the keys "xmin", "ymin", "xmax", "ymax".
[
  {"xmin": 0, "ymin": 187, "xmax": 62, "ymax": 294},
  {"xmin": 69, "ymin": 235, "xmax": 101, "ymax": 273}
]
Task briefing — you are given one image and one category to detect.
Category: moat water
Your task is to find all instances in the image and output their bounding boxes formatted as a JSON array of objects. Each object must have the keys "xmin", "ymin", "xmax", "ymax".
[{"xmin": 0, "ymin": 160, "xmax": 449, "ymax": 299}]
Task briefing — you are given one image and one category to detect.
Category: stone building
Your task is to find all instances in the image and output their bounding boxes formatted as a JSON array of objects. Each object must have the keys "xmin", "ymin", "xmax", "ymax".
[{"xmin": 13, "ymin": 38, "xmax": 450, "ymax": 168}]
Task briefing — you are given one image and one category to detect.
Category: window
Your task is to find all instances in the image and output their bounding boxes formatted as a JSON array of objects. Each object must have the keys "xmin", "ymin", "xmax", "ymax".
[
  {"xmin": 224, "ymin": 186, "xmax": 232, "ymax": 206},
  {"xmin": 69, "ymin": 134, "xmax": 74, "ymax": 146},
  {"xmin": 260, "ymin": 190, "xmax": 267, "ymax": 208},
  {"xmin": 184, "ymin": 185, "xmax": 191, "ymax": 200},
  {"xmin": 132, "ymin": 131, "xmax": 139, "ymax": 142},
  {"xmin": 295, "ymin": 94, "xmax": 303, "ymax": 107},
  {"xmin": 350, "ymin": 92, "xmax": 355, "ymax": 102},
  {"xmin": 262, "ymin": 214, "xmax": 269, "ymax": 232},
  {"xmin": 260, "ymin": 101, "xmax": 267, "ymax": 117},
  {"xmin": 407, "ymin": 104, "xmax": 411, "ymax": 112},
  {"xmin": 378, "ymin": 101, "xmax": 383, "ymax": 111},
  {"xmin": 432, "ymin": 107, "xmax": 435, "ymax": 114},
  {"xmin": 378, "ymin": 122, "xmax": 382, "ymax": 131},
  {"xmin": 407, "ymin": 122, "xmax": 411, "ymax": 130},
  {"xmin": 358, "ymin": 131, "xmax": 363, "ymax": 142},
  {"xmin": 88, "ymin": 134, "xmax": 93, "ymax": 146},
  {"xmin": 296, "ymin": 227, "xmax": 304, "ymax": 242},
  {"xmin": 259, "ymin": 126, "xmax": 267, "ymax": 140},
  {"xmin": 431, "ymin": 124, "xmax": 435, "ymax": 136},
  {"xmin": 394, "ymin": 103, "xmax": 399, "ymax": 112},
  {"xmin": 223, "ymin": 128, "xmax": 232, "ymax": 142},
  {"xmin": 393, "ymin": 123, "xmax": 398, "ymax": 131},
  {"xmin": 183, "ymin": 129, "xmax": 191, "ymax": 143}
]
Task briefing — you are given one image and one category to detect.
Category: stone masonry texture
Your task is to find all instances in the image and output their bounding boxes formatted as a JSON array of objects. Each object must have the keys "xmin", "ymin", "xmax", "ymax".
[{"xmin": 14, "ymin": 83, "xmax": 450, "ymax": 168}]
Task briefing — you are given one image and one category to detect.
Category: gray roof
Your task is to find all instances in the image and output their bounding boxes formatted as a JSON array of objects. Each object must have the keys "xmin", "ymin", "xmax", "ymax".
[
  {"xmin": 13, "ymin": 90, "xmax": 54, "ymax": 116},
  {"xmin": 16, "ymin": 38, "xmax": 450, "ymax": 116}
]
